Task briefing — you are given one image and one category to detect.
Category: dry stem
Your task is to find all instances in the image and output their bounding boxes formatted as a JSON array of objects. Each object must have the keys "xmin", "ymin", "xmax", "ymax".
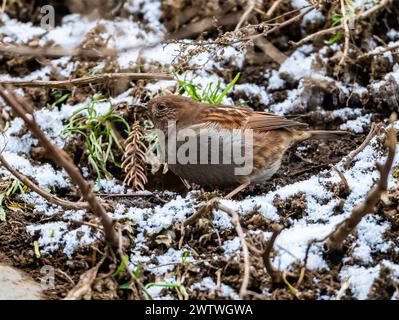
[
  {"xmin": 343, "ymin": 123, "xmax": 382, "ymax": 168},
  {"xmin": 0, "ymin": 85, "xmax": 119, "ymax": 248},
  {"xmin": 0, "ymin": 153, "xmax": 92, "ymax": 210},
  {"xmin": 215, "ymin": 202, "xmax": 251, "ymax": 298},
  {"xmin": 291, "ymin": 0, "xmax": 390, "ymax": 47},
  {"xmin": 262, "ymin": 224, "xmax": 284, "ymax": 284},
  {"xmin": 0, "ymin": 73, "xmax": 174, "ymax": 89}
]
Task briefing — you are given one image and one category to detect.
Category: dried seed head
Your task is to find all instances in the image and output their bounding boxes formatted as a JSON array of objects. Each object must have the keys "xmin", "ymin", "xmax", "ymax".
[{"xmin": 122, "ymin": 121, "xmax": 148, "ymax": 190}]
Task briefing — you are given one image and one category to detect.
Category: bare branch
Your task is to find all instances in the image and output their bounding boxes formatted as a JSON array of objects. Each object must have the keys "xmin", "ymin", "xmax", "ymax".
[
  {"xmin": 0, "ymin": 73, "xmax": 174, "ymax": 90},
  {"xmin": 326, "ymin": 128, "xmax": 397, "ymax": 252},
  {"xmin": 338, "ymin": 0, "xmax": 351, "ymax": 66},
  {"xmin": 215, "ymin": 201, "xmax": 251, "ymax": 298},
  {"xmin": 0, "ymin": 153, "xmax": 92, "ymax": 210},
  {"xmin": 0, "ymin": 85, "xmax": 119, "ymax": 248},
  {"xmin": 262, "ymin": 224, "xmax": 283, "ymax": 284},
  {"xmin": 0, "ymin": 44, "xmax": 117, "ymax": 58},
  {"xmin": 235, "ymin": 0, "xmax": 256, "ymax": 31},
  {"xmin": 343, "ymin": 123, "xmax": 382, "ymax": 169},
  {"xmin": 255, "ymin": 37, "xmax": 288, "ymax": 64},
  {"xmin": 359, "ymin": 43, "xmax": 399, "ymax": 60}
]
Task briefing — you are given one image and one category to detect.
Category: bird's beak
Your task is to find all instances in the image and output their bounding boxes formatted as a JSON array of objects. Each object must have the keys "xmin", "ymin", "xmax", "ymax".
[{"xmin": 130, "ymin": 102, "xmax": 148, "ymax": 113}]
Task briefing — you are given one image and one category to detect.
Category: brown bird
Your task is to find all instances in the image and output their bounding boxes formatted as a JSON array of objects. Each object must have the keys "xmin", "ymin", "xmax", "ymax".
[{"xmin": 145, "ymin": 95, "xmax": 347, "ymax": 198}]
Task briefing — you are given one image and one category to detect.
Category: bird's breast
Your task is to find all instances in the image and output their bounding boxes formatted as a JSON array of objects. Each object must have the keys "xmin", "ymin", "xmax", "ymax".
[{"xmin": 157, "ymin": 127, "xmax": 255, "ymax": 186}]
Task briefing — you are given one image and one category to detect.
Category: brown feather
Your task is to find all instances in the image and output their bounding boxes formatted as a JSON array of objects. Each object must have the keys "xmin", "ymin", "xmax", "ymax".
[{"xmin": 196, "ymin": 105, "xmax": 307, "ymax": 132}]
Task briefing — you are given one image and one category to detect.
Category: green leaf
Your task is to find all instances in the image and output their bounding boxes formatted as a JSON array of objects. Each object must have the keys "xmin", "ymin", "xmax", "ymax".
[
  {"xmin": 215, "ymin": 72, "xmax": 240, "ymax": 105},
  {"xmin": 119, "ymin": 280, "xmax": 132, "ymax": 289},
  {"xmin": 133, "ymin": 265, "xmax": 141, "ymax": 279},
  {"xmin": 52, "ymin": 92, "xmax": 71, "ymax": 107},
  {"xmin": 324, "ymin": 31, "xmax": 342, "ymax": 45},
  {"xmin": 113, "ymin": 254, "xmax": 129, "ymax": 278}
]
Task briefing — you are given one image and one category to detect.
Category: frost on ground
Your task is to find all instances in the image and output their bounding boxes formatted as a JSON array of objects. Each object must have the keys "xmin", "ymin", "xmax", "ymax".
[{"xmin": 0, "ymin": 0, "xmax": 399, "ymax": 300}]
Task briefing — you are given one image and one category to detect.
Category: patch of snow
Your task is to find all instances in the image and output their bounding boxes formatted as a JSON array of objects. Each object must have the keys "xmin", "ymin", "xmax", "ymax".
[
  {"xmin": 233, "ymin": 84, "xmax": 271, "ymax": 105},
  {"xmin": 387, "ymin": 29, "xmax": 399, "ymax": 41},
  {"xmin": 0, "ymin": 14, "xmax": 45, "ymax": 44},
  {"xmin": 340, "ymin": 114, "xmax": 371, "ymax": 133},
  {"xmin": 331, "ymin": 107, "xmax": 363, "ymax": 120},
  {"xmin": 339, "ymin": 265, "xmax": 380, "ymax": 300},
  {"xmin": 222, "ymin": 237, "xmax": 241, "ymax": 255},
  {"xmin": 290, "ymin": 1, "xmax": 324, "ymax": 25},
  {"xmin": 279, "ymin": 45, "xmax": 318, "ymax": 81},
  {"xmin": 191, "ymin": 277, "xmax": 240, "ymax": 300}
]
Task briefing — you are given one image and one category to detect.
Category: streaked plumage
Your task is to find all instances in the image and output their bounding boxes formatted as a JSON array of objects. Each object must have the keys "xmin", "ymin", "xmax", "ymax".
[{"xmin": 147, "ymin": 95, "xmax": 347, "ymax": 197}]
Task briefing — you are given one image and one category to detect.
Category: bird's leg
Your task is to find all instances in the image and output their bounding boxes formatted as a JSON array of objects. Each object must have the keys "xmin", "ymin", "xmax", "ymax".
[
  {"xmin": 225, "ymin": 180, "xmax": 251, "ymax": 199},
  {"xmin": 180, "ymin": 177, "xmax": 192, "ymax": 190}
]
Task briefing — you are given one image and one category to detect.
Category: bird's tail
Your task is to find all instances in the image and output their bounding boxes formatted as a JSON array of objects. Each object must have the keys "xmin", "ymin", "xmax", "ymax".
[{"xmin": 295, "ymin": 130, "xmax": 350, "ymax": 142}]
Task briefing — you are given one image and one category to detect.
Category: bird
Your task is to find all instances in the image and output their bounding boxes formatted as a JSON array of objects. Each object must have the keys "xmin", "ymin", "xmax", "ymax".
[{"xmin": 143, "ymin": 95, "xmax": 348, "ymax": 198}]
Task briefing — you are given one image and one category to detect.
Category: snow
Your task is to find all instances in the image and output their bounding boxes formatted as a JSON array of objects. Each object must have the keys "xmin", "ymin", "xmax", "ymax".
[
  {"xmin": 222, "ymin": 237, "xmax": 241, "ymax": 255},
  {"xmin": 290, "ymin": 1, "xmax": 324, "ymax": 25},
  {"xmin": 233, "ymin": 84, "xmax": 271, "ymax": 105},
  {"xmin": 387, "ymin": 29, "xmax": 399, "ymax": 41},
  {"xmin": 340, "ymin": 114, "xmax": 372, "ymax": 133},
  {"xmin": 1, "ymin": 1, "xmax": 398, "ymax": 300},
  {"xmin": 191, "ymin": 277, "xmax": 240, "ymax": 300},
  {"xmin": 0, "ymin": 14, "xmax": 46, "ymax": 44},
  {"xmin": 278, "ymin": 45, "xmax": 318, "ymax": 81},
  {"xmin": 339, "ymin": 265, "xmax": 381, "ymax": 300}
]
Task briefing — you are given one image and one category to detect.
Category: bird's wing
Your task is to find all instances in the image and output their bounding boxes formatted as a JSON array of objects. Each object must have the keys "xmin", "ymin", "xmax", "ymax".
[
  {"xmin": 190, "ymin": 106, "xmax": 308, "ymax": 131},
  {"xmin": 246, "ymin": 111, "xmax": 308, "ymax": 131}
]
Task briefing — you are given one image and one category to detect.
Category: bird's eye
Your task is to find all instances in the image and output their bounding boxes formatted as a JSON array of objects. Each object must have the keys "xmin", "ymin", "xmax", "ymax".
[{"xmin": 157, "ymin": 103, "xmax": 167, "ymax": 111}]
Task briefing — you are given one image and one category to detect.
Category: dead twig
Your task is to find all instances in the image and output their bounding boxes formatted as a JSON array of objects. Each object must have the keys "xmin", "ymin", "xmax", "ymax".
[
  {"xmin": 0, "ymin": 85, "xmax": 119, "ymax": 248},
  {"xmin": 359, "ymin": 43, "xmax": 399, "ymax": 60},
  {"xmin": 265, "ymin": 0, "xmax": 285, "ymax": 19},
  {"xmin": 0, "ymin": 44, "xmax": 117, "ymax": 58},
  {"xmin": 0, "ymin": 153, "xmax": 92, "ymax": 210},
  {"xmin": 235, "ymin": 0, "xmax": 256, "ymax": 31},
  {"xmin": 0, "ymin": 73, "xmax": 174, "ymax": 90},
  {"xmin": 291, "ymin": 0, "xmax": 390, "ymax": 47},
  {"xmin": 172, "ymin": 6, "xmax": 314, "ymax": 46},
  {"xmin": 262, "ymin": 224, "xmax": 283, "ymax": 284},
  {"xmin": 338, "ymin": 0, "xmax": 351, "ymax": 66},
  {"xmin": 343, "ymin": 123, "xmax": 382, "ymax": 168},
  {"xmin": 64, "ymin": 249, "xmax": 108, "ymax": 300},
  {"xmin": 255, "ymin": 37, "xmax": 288, "ymax": 64},
  {"xmin": 290, "ymin": 25, "xmax": 341, "ymax": 47},
  {"xmin": 178, "ymin": 200, "xmax": 216, "ymax": 249},
  {"xmin": 330, "ymin": 164, "xmax": 351, "ymax": 196},
  {"xmin": 214, "ymin": 201, "xmax": 251, "ymax": 299},
  {"xmin": 326, "ymin": 127, "xmax": 397, "ymax": 252},
  {"xmin": 182, "ymin": 200, "xmax": 215, "ymax": 227}
]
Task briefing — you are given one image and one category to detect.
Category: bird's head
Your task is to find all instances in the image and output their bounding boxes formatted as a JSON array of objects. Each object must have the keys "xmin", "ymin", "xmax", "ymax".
[{"xmin": 147, "ymin": 95, "xmax": 202, "ymax": 132}]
